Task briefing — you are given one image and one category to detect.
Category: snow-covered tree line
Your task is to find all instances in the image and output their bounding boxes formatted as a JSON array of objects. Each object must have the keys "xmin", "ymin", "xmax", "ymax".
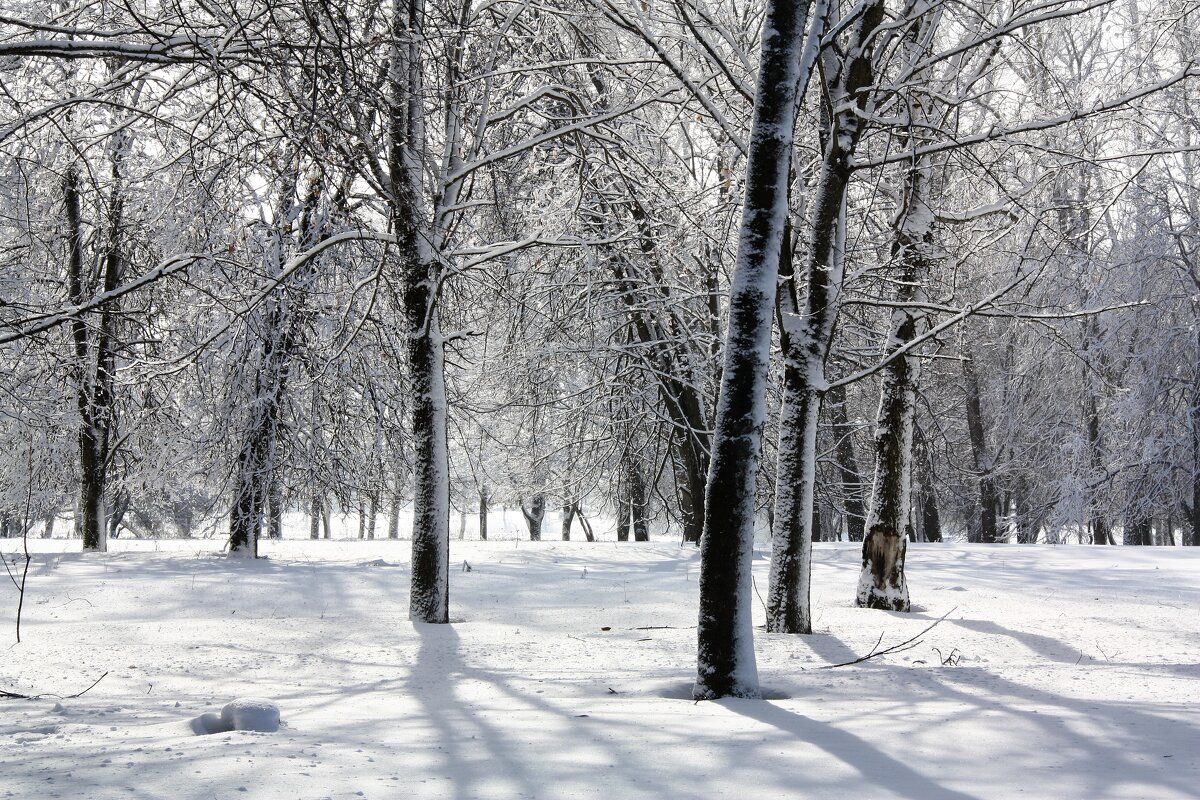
[{"xmin": 0, "ymin": 2, "xmax": 1196, "ymax": 629}]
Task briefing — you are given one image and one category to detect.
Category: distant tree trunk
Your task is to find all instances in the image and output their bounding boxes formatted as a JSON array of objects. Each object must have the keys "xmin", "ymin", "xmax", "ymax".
[
  {"xmin": 477, "ymin": 488, "xmax": 488, "ymax": 541},
  {"xmin": 616, "ymin": 480, "xmax": 631, "ymax": 542},
  {"xmin": 1086, "ymin": 395, "xmax": 1110, "ymax": 545},
  {"xmin": 64, "ymin": 166, "xmax": 115, "ymax": 553},
  {"xmin": 561, "ymin": 501, "xmax": 575, "ymax": 540},
  {"xmin": 310, "ymin": 496, "xmax": 322, "ymax": 540},
  {"xmin": 1125, "ymin": 515, "xmax": 1152, "ymax": 546},
  {"xmin": 358, "ymin": 500, "xmax": 367, "ymax": 539},
  {"xmin": 963, "ymin": 353, "xmax": 999, "ymax": 543},
  {"xmin": 575, "ymin": 503, "xmax": 596, "ymax": 542},
  {"xmin": 696, "ymin": 0, "xmax": 820, "ymax": 699},
  {"xmin": 521, "ymin": 494, "xmax": 545, "ymax": 541},
  {"xmin": 388, "ymin": 488, "xmax": 402, "ymax": 539},
  {"xmin": 828, "ymin": 383, "xmax": 865, "ymax": 541},
  {"xmin": 228, "ymin": 168, "xmax": 319, "ymax": 558},
  {"xmin": 43, "ymin": 511, "xmax": 56, "ymax": 539},
  {"xmin": 913, "ymin": 426, "xmax": 942, "ymax": 542},
  {"xmin": 628, "ymin": 458, "xmax": 649, "ymax": 541},
  {"xmin": 367, "ymin": 493, "xmax": 378, "ymax": 539},
  {"xmin": 267, "ymin": 480, "xmax": 283, "ymax": 540},
  {"xmin": 108, "ymin": 490, "xmax": 129, "ymax": 540}
]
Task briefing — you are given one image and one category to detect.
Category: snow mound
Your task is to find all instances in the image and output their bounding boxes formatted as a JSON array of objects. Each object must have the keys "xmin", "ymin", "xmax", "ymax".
[{"xmin": 190, "ymin": 698, "xmax": 281, "ymax": 735}]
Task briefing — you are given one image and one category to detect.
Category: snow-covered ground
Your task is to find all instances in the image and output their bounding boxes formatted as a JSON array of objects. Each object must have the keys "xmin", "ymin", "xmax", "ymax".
[{"xmin": 2, "ymin": 534, "xmax": 1197, "ymax": 799}]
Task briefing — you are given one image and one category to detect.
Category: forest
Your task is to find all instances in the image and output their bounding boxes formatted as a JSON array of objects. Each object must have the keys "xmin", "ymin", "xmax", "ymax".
[{"xmin": 1, "ymin": 0, "xmax": 1198, "ymax": 697}]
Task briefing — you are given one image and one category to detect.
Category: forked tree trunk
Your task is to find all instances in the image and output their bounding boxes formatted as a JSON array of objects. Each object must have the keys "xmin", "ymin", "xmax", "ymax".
[
  {"xmin": 767, "ymin": 0, "xmax": 881, "ymax": 635},
  {"xmin": 695, "ymin": 0, "xmax": 820, "ymax": 699}
]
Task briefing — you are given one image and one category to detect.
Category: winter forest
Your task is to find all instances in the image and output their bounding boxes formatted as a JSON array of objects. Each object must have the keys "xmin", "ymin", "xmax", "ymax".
[{"xmin": 2, "ymin": 0, "xmax": 1199, "ymax": 797}]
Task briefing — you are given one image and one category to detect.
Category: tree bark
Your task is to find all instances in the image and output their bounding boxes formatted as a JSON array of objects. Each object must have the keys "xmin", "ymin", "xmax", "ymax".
[
  {"xmin": 64, "ymin": 166, "xmax": 114, "ymax": 553},
  {"xmin": 828, "ymin": 383, "xmax": 865, "ymax": 541},
  {"xmin": 478, "ymin": 488, "xmax": 488, "ymax": 541},
  {"xmin": 913, "ymin": 426, "xmax": 942, "ymax": 542},
  {"xmin": 767, "ymin": 0, "xmax": 880, "ymax": 635},
  {"xmin": 521, "ymin": 494, "xmax": 545, "ymax": 541},
  {"xmin": 695, "ymin": 0, "xmax": 819, "ymax": 699},
  {"xmin": 964, "ymin": 352, "xmax": 999, "ymax": 543}
]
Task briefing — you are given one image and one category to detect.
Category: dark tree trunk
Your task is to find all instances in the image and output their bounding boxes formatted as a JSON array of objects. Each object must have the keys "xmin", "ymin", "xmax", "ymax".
[
  {"xmin": 628, "ymin": 458, "xmax": 649, "ymax": 541},
  {"xmin": 1086, "ymin": 395, "xmax": 1110, "ymax": 545},
  {"xmin": 913, "ymin": 426, "xmax": 942, "ymax": 542},
  {"xmin": 521, "ymin": 494, "xmax": 545, "ymax": 541},
  {"xmin": 388, "ymin": 489, "xmax": 402, "ymax": 539},
  {"xmin": 267, "ymin": 480, "xmax": 283, "ymax": 540},
  {"xmin": 1125, "ymin": 515, "xmax": 1152, "ymax": 546},
  {"xmin": 767, "ymin": 0, "xmax": 881, "ymax": 635},
  {"xmin": 64, "ymin": 166, "xmax": 114, "ymax": 553},
  {"xmin": 575, "ymin": 503, "xmax": 595, "ymax": 542},
  {"xmin": 695, "ymin": 0, "xmax": 820, "ymax": 699},
  {"xmin": 391, "ymin": 6, "xmax": 451, "ymax": 624},
  {"xmin": 478, "ymin": 488, "xmax": 488, "ymax": 541},
  {"xmin": 310, "ymin": 496, "xmax": 322, "ymax": 540},
  {"xmin": 229, "ymin": 171, "xmax": 317, "ymax": 557},
  {"xmin": 964, "ymin": 354, "xmax": 999, "ymax": 543},
  {"xmin": 828, "ymin": 383, "xmax": 865, "ymax": 541},
  {"xmin": 855, "ymin": 140, "xmax": 934, "ymax": 612},
  {"xmin": 616, "ymin": 485, "xmax": 630, "ymax": 542},
  {"xmin": 561, "ymin": 501, "xmax": 575, "ymax": 540}
]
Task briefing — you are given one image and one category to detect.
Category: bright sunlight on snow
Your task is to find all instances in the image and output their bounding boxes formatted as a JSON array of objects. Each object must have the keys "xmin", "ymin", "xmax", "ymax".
[{"xmin": 3, "ymin": 535, "xmax": 1197, "ymax": 799}]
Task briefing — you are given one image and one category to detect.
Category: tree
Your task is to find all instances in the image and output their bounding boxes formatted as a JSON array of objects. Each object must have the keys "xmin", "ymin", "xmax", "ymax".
[{"xmin": 694, "ymin": 0, "xmax": 822, "ymax": 701}]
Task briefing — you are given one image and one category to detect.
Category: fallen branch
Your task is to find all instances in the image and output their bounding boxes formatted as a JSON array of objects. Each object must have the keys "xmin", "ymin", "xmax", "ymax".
[
  {"xmin": 1, "ymin": 671, "xmax": 108, "ymax": 700},
  {"xmin": 820, "ymin": 607, "xmax": 957, "ymax": 669}
]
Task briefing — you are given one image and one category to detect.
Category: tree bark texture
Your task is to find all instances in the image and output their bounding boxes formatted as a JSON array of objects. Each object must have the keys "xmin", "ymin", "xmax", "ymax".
[
  {"xmin": 766, "ymin": 0, "xmax": 879, "ymax": 635},
  {"xmin": 695, "ymin": 0, "xmax": 818, "ymax": 699}
]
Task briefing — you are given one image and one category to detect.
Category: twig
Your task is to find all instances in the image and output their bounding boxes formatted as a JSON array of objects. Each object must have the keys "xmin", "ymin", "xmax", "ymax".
[
  {"xmin": 820, "ymin": 607, "xmax": 957, "ymax": 669},
  {"xmin": 1, "ymin": 671, "xmax": 109, "ymax": 701},
  {"xmin": 629, "ymin": 625, "xmax": 696, "ymax": 630}
]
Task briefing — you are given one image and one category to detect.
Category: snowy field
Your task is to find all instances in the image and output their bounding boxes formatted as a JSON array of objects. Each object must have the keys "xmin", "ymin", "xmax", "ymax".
[{"xmin": 3, "ymin": 535, "xmax": 1198, "ymax": 800}]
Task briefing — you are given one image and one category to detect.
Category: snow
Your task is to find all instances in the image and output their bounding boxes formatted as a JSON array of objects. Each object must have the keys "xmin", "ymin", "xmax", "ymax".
[{"xmin": 3, "ymin": 537, "xmax": 1198, "ymax": 799}]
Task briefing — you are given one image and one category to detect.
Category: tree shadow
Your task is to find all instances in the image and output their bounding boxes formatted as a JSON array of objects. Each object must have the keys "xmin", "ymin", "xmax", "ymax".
[{"xmin": 721, "ymin": 699, "xmax": 982, "ymax": 800}]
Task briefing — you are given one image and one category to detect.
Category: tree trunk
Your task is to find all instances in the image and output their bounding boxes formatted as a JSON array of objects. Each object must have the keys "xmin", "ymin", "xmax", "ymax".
[
  {"xmin": 856, "ymin": 144, "xmax": 936, "ymax": 611},
  {"xmin": 828, "ymin": 383, "xmax": 865, "ymax": 541},
  {"xmin": 64, "ymin": 166, "xmax": 112, "ymax": 553},
  {"xmin": 913, "ymin": 426, "xmax": 942, "ymax": 542},
  {"xmin": 478, "ymin": 488, "xmax": 488, "ymax": 541},
  {"xmin": 390, "ymin": 4, "xmax": 451, "ymax": 624},
  {"xmin": 767, "ymin": 0, "xmax": 882, "ymax": 635},
  {"xmin": 695, "ymin": 0, "xmax": 820, "ymax": 699},
  {"xmin": 310, "ymin": 496, "xmax": 322, "ymax": 540},
  {"xmin": 964, "ymin": 353, "xmax": 998, "ymax": 543},
  {"xmin": 1086, "ymin": 395, "xmax": 1110, "ymax": 545},
  {"xmin": 521, "ymin": 494, "xmax": 545, "ymax": 541},
  {"xmin": 628, "ymin": 457, "xmax": 649, "ymax": 541},
  {"xmin": 561, "ymin": 501, "xmax": 575, "ymax": 540},
  {"xmin": 267, "ymin": 480, "xmax": 283, "ymax": 540},
  {"xmin": 575, "ymin": 503, "xmax": 596, "ymax": 542},
  {"xmin": 388, "ymin": 488, "xmax": 402, "ymax": 539}
]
